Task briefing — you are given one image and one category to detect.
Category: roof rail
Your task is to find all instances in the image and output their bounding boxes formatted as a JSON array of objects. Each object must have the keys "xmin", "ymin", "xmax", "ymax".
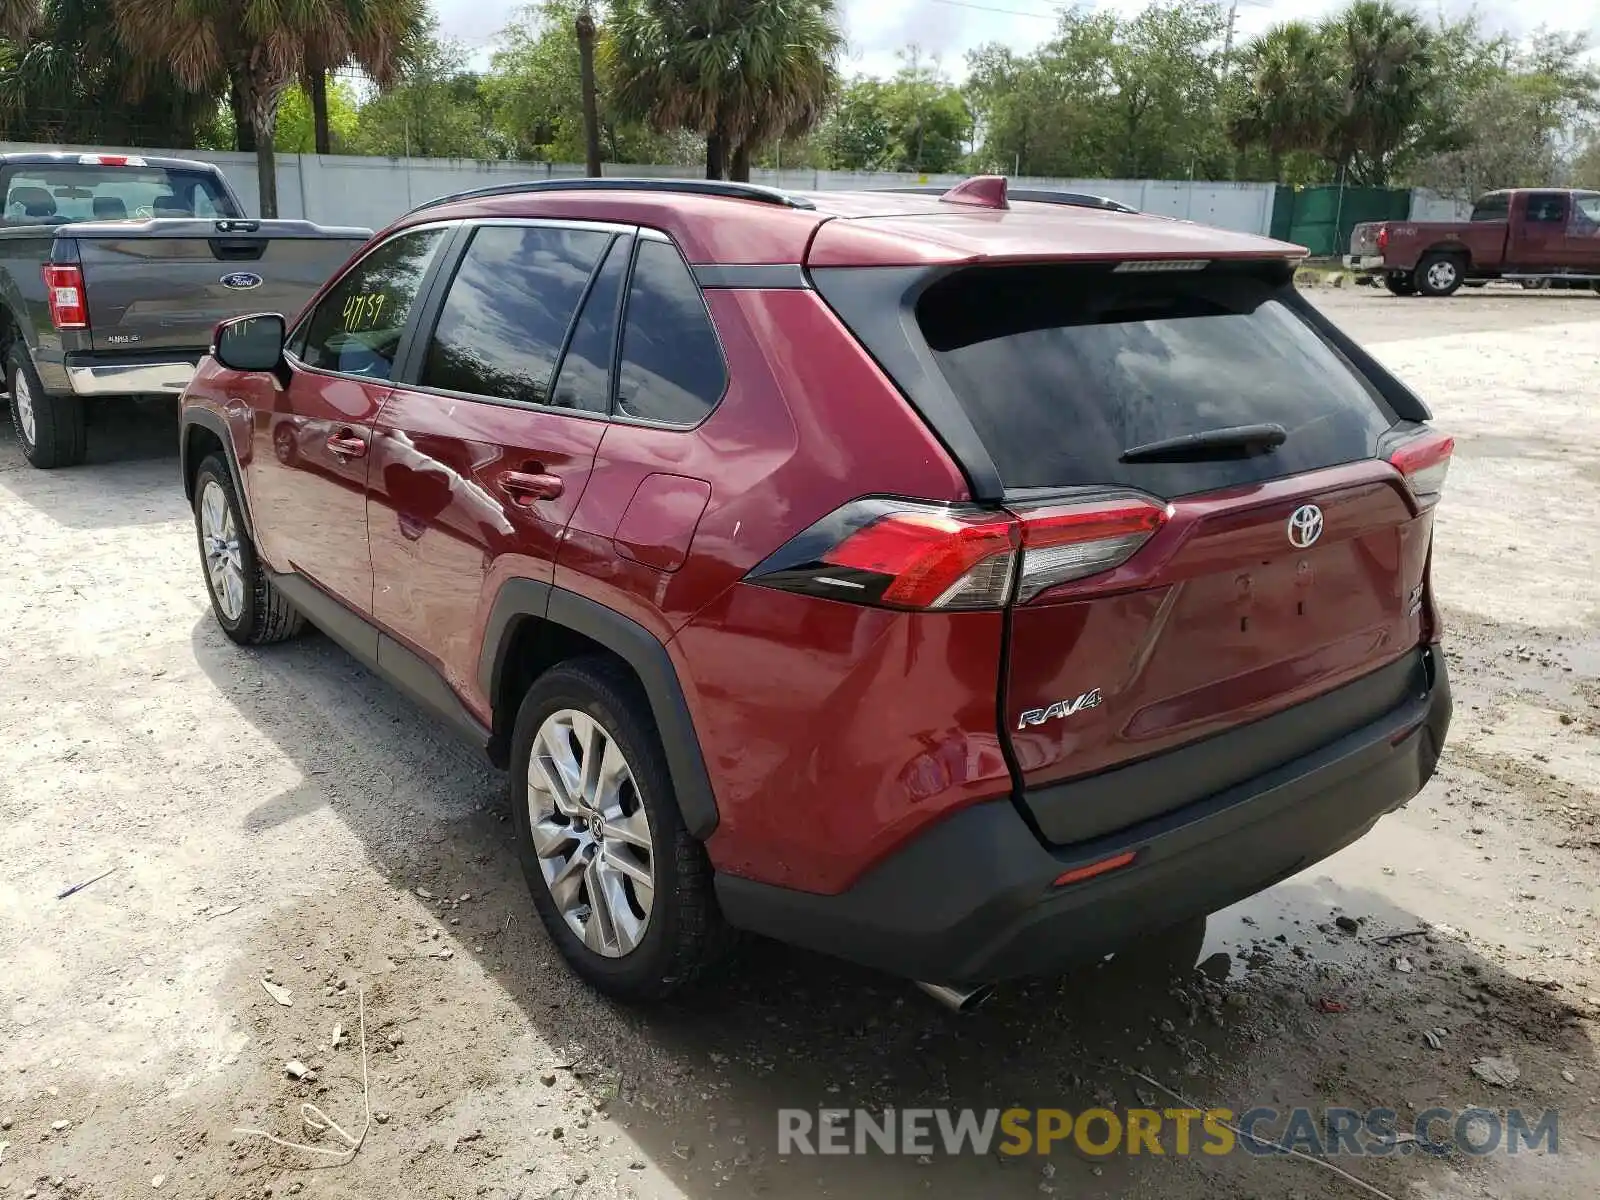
[{"xmin": 407, "ymin": 177, "xmax": 817, "ymax": 216}]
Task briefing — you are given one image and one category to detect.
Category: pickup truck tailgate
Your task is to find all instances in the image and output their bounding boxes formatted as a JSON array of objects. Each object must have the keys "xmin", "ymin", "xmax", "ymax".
[{"xmin": 70, "ymin": 219, "xmax": 370, "ymax": 353}]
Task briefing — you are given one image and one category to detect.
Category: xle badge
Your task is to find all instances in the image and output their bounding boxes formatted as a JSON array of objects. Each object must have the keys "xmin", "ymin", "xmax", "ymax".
[{"xmin": 1018, "ymin": 688, "xmax": 1103, "ymax": 731}]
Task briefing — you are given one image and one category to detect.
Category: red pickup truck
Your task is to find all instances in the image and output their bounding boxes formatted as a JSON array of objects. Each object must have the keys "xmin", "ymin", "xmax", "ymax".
[{"xmin": 1346, "ymin": 188, "xmax": 1600, "ymax": 297}]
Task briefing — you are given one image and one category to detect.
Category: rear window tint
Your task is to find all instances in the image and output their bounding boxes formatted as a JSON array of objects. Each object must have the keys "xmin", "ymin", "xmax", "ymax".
[
  {"xmin": 1, "ymin": 166, "xmax": 237, "ymax": 224},
  {"xmin": 916, "ymin": 265, "xmax": 1396, "ymax": 498},
  {"xmin": 1470, "ymin": 194, "xmax": 1509, "ymax": 222},
  {"xmin": 615, "ymin": 239, "xmax": 726, "ymax": 426}
]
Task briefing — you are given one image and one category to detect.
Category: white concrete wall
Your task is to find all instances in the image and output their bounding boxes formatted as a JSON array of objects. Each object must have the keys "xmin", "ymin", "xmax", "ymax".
[{"xmin": 1, "ymin": 141, "xmax": 1283, "ymax": 236}]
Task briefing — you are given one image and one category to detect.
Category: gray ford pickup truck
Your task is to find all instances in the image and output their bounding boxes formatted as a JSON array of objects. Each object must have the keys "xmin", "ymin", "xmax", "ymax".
[{"xmin": 0, "ymin": 152, "xmax": 371, "ymax": 468}]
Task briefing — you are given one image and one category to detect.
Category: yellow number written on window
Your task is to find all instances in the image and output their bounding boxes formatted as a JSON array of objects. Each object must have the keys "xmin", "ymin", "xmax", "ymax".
[{"xmin": 339, "ymin": 291, "xmax": 389, "ymax": 332}]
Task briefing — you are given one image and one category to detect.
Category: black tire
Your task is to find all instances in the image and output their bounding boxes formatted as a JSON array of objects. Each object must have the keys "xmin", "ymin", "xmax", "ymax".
[
  {"xmin": 192, "ymin": 454, "xmax": 303, "ymax": 645},
  {"xmin": 510, "ymin": 657, "xmax": 730, "ymax": 1001},
  {"xmin": 6, "ymin": 344, "xmax": 86, "ymax": 468},
  {"xmin": 1415, "ymin": 252, "xmax": 1465, "ymax": 298},
  {"xmin": 1382, "ymin": 272, "xmax": 1417, "ymax": 297}
]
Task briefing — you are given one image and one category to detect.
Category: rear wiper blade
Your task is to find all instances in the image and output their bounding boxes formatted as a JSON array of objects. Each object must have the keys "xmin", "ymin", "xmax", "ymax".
[{"xmin": 1120, "ymin": 423, "xmax": 1287, "ymax": 464}]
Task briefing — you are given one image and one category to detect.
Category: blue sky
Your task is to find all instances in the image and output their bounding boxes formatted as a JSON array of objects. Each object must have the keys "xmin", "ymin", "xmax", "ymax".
[{"xmin": 435, "ymin": 0, "xmax": 1600, "ymax": 81}]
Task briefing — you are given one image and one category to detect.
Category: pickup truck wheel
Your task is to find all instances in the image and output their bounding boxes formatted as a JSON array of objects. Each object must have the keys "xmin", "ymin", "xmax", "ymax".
[
  {"xmin": 192, "ymin": 454, "xmax": 304, "ymax": 645},
  {"xmin": 1382, "ymin": 273, "xmax": 1417, "ymax": 296},
  {"xmin": 1416, "ymin": 253, "xmax": 1464, "ymax": 297},
  {"xmin": 6, "ymin": 346, "xmax": 86, "ymax": 468},
  {"xmin": 510, "ymin": 658, "xmax": 731, "ymax": 1001}
]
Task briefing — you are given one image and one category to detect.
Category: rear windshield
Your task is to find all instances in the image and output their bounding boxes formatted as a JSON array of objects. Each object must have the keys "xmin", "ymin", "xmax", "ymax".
[
  {"xmin": 915, "ymin": 264, "xmax": 1396, "ymax": 498},
  {"xmin": 1, "ymin": 165, "xmax": 238, "ymax": 225},
  {"xmin": 1470, "ymin": 194, "xmax": 1510, "ymax": 222}
]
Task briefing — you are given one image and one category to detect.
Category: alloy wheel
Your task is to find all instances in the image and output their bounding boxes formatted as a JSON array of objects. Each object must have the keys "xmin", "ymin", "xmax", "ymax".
[
  {"xmin": 1426, "ymin": 260, "xmax": 1457, "ymax": 292},
  {"xmin": 527, "ymin": 709, "xmax": 655, "ymax": 957},
  {"xmin": 200, "ymin": 479, "xmax": 245, "ymax": 621}
]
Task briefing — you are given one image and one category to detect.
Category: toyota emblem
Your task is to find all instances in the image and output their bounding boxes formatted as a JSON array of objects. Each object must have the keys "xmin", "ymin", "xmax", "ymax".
[{"xmin": 1287, "ymin": 504, "xmax": 1324, "ymax": 549}]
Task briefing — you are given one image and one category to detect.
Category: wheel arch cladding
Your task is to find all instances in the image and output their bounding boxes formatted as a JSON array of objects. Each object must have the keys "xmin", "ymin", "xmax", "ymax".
[
  {"xmin": 181, "ymin": 409, "xmax": 254, "ymax": 539},
  {"xmin": 481, "ymin": 583, "xmax": 720, "ymax": 840}
]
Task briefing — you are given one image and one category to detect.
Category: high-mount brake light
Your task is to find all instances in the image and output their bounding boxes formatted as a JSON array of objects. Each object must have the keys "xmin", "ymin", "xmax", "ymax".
[
  {"xmin": 77, "ymin": 154, "xmax": 145, "ymax": 167},
  {"xmin": 1388, "ymin": 430, "xmax": 1453, "ymax": 509},
  {"xmin": 42, "ymin": 264, "xmax": 87, "ymax": 330},
  {"xmin": 1112, "ymin": 259, "xmax": 1210, "ymax": 274}
]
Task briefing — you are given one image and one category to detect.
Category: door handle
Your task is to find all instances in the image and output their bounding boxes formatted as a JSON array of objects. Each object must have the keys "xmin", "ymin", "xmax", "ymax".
[
  {"xmin": 500, "ymin": 469, "xmax": 564, "ymax": 505},
  {"xmin": 327, "ymin": 432, "xmax": 367, "ymax": 460}
]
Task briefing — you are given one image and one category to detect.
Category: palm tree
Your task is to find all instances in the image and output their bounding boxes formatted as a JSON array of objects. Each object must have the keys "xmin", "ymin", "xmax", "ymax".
[
  {"xmin": 605, "ymin": 0, "xmax": 842, "ymax": 181},
  {"xmin": 0, "ymin": 0, "xmax": 222, "ymax": 147},
  {"xmin": 0, "ymin": 0, "xmax": 36, "ymax": 39},
  {"xmin": 575, "ymin": 2, "xmax": 603, "ymax": 176},
  {"xmin": 303, "ymin": 0, "xmax": 425, "ymax": 155},
  {"xmin": 1320, "ymin": 0, "xmax": 1434, "ymax": 185},
  {"xmin": 1228, "ymin": 21, "xmax": 1338, "ymax": 180},
  {"xmin": 109, "ymin": 0, "xmax": 320, "ymax": 217}
]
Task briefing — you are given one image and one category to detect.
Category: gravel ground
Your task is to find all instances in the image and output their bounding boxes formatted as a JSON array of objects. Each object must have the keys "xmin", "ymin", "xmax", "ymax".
[{"xmin": 1, "ymin": 286, "xmax": 1597, "ymax": 1200}]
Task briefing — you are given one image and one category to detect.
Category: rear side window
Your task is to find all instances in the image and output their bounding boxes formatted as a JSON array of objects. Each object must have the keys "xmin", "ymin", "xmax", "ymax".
[
  {"xmin": 1525, "ymin": 194, "xmax": 1568, "ymax": 224},
  {"xmin": 916, "ymin": 265, "xmax": 1396, "ymax": 498},
  {"xmin": 296, "ymin": 227, "xmax": 445, "ymax": 380},
  {"xmin": 1470, "ymin": 194, "xmax": 1509, "ymax": 222},
  {"xmin": 1, "ymin": 166, "xmax": 237, "ymax": 224},
  {"xmin": 549, "ymin": 236, "xmax": 629, "ymax": 414},
  {"xmin": 615, "ymin": 239, "xmax": 726, "ymax": 425},
  {"xmin": 422, "ymin": 225, "xmax": 611, "ymax": 405}
]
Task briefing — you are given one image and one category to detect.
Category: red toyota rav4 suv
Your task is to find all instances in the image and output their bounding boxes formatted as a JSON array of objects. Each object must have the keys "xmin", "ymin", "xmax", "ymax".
[{"xmin": 180, "ymin": 177, "xmax": 1452, "ymax": 1006}]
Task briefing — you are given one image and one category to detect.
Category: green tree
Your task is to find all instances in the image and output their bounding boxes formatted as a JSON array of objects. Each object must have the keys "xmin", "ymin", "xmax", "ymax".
[
  {"xmin": 1410, "ymin": 29, "xmax": 1600, "ymax": 200},
  {"xmin": 349, "ymin": 30, "xmax": 497, "ymax": 160},
  {"xmin": 276, "ymin": 80, "xmax": 360, "ymax": 154},
  {"xmin": 303, "ymin": 0, "xmax": 426, "ymax": 156},
  {"xmin": 1106, "ymin": 1, "xmax": 1230, "ymax": 178},
  {"xmin": 605, "ymin": 0, "xmax": 844, "ymax": 181},
  {"xmin": 483, "ymin": 1, "xmax": 691, "ymax": 164},
  {"xmin": 1574, "ymin": 136, "xmax": 1600, "ymax": 188},
  {"xmin": 816, "ymin": 59, "xmax": 968, "ymax": 173},
  {"xmin": 1319, "ymin": 0, "xmax": 1435, "ymax": 184},
  {"xmin": 965, "ymin": 16, "xmax": 1121, "ymax": 177},
  {"xmin": 814, "ymin": 78, "xmax": 893, "ymax": 169},
  {"xmin": 877, "ymin": 53, "xmax": 969, "ymax": 173},
  {"xmin": 108, "ymin": 0, "xmax": 329, "ymax": 215},
  {"xmin": 0, "ymin": 0, "xmax": 223, "ymax": 148},
  {"xmin": 1227, "ymin": 22, "xmax": 1338, "ymax": 181}
]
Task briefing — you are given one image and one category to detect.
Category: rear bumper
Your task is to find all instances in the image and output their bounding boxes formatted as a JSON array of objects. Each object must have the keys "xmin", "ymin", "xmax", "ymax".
[
  {"xmin": 1343, "ymin": 255, "xmax": 1386, "ymax": 273},
  {"xmin": 716, "ymin": 649, "xmax": 1451, "ymax": 986},
  {"xmin": 65, "ymin": 355, "xmax": 198, "ymax": 396}
]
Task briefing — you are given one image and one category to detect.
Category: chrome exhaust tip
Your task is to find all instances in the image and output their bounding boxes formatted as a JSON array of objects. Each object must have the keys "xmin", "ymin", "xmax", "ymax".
[{"xmin": 915, "ymin": 980, "xmax": 995, "ymax": 1014}]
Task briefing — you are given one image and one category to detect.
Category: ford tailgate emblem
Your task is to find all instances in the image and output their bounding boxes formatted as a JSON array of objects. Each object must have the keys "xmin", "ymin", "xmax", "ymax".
[{"xmin": 221, "ymin": 271, "xmax": 263, "ymax": 291}]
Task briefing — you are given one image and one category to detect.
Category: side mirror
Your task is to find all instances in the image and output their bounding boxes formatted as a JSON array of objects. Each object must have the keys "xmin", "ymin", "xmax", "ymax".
[{"xmin": 214, "ymin": 313, "xmax": 286, "ymax": 373}]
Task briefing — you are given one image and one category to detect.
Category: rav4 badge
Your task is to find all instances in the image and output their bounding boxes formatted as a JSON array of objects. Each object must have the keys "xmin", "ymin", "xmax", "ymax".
[{"xmin": 1017, "ymin": 688, "xmax": 1103, "ymax": 731}]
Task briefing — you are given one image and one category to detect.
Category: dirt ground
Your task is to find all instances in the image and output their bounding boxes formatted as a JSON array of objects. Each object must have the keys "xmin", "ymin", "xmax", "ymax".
[{"xmin": 1, "ymin": 286, "xmax": 1597, "ymax": 1200}]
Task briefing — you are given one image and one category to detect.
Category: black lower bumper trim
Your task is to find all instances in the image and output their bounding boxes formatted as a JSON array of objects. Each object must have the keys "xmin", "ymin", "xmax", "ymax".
[{"xmin": 716, "ymin": 649, "xmax": 1451, "ymax": 985}]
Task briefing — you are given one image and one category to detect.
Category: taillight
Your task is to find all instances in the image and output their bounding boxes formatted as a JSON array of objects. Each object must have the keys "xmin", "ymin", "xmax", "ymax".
[
  {"xmin": 42, "ymin": 264, "xmax": 88, "ymax": 330},
  {"xmin": 1389, "ymin": 430, "xmax": 1453, "ymax": 509},
  {"xmin": 749, "ymin": 500, "xmax": 1018, "ymax": 610},
  {"xmin": 746, "ymin": 494, "xmax": 1168, "ymax": 611},
  {"xmin": 1012, "ymin": 497, "xmax": 1169, "ymax": 602},
  {"xmin": 1377, "ymin": 226, "xmax": 1390, "ymax": 252}
]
